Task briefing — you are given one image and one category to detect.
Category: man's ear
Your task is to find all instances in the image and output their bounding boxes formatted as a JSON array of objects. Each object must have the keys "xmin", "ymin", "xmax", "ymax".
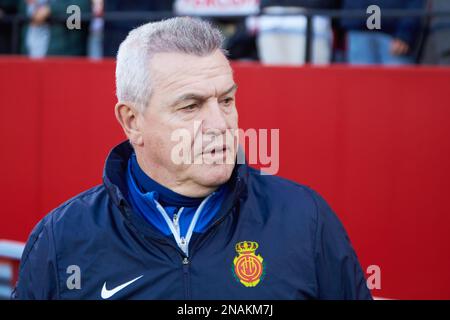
[{"xmin": 114, "ymin": 102, "xmax": 144, "ymax": 146}]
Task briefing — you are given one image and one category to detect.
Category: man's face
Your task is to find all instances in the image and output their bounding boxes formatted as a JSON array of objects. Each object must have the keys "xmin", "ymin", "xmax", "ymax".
[{"xmin": 135, "ymin": 49, "xmax": 238, "ymax": 196}]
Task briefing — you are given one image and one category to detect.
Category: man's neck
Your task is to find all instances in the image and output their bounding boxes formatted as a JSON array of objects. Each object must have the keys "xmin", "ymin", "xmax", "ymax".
[{"xmin": 134, "ymin": 153, "xmax": 218, "ymax": 198}]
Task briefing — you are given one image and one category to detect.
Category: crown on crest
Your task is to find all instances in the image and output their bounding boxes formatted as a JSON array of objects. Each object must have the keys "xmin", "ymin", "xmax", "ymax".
[{"xmin": 235, "ymin": 241, "xmax": 258, "ymax": 254}]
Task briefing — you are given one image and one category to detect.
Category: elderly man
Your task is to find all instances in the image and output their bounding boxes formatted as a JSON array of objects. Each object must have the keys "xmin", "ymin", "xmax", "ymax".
[{"xmin": 13, "ymin": 17, "xmax": 371, "ymax": 300}]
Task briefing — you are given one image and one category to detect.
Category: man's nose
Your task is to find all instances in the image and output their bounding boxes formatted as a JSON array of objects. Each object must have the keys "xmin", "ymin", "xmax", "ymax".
[{"xmin": 202, "ymin": 98, "xmax": 228, "ymax": 133}]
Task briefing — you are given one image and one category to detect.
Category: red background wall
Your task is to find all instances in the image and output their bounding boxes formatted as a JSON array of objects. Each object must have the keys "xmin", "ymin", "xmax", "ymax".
[{"xmin": 1, "ymin": 57, "xmax": 449, "ymax": 299}]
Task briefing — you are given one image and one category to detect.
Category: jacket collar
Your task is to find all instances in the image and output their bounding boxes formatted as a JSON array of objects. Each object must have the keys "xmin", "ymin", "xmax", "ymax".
[{"xmin": 102, "ymin": 140, "xmax": 248, "ymax": 233}]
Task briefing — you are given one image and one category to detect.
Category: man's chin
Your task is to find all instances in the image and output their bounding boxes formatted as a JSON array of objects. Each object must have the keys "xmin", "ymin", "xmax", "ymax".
[{"xmin": 197, "ymin": 163, "xmax": 235, "ymax": 187}]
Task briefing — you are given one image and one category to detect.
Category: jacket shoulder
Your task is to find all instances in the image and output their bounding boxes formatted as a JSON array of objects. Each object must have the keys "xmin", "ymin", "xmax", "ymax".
[
  {"xmin": 13, "ymin": 185, "xmax": 110, "ymax": 299},
  {"xmin": 247, "ymin": 166, "xmax": 319, "ymax": 207},
  {"xmin": 22, "ymin": 185, "xmax": 108, "ymax": 257},
  {"xmin": 49, "ymin": 184, "xmax": 108, "ymax": 221}
]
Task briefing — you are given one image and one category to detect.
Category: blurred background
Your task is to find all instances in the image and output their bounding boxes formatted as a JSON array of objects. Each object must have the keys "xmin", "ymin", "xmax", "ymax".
[
  {"xmin": 1, "ymin": 0, "xmax": 450, "ymax": 300},
  {"xmin": 0, "ymin": 0, "xmax": 449, "ymax": 65}
]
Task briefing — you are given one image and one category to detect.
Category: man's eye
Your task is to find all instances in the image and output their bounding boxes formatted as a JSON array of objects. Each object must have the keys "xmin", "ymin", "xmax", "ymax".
[
  {"xmin": 222, "ymin": 98, "xmax": 234, "ymax": 106},
  {"xmin": 181, "ymin": 104, "xmax": 198, "ymax": 111}
]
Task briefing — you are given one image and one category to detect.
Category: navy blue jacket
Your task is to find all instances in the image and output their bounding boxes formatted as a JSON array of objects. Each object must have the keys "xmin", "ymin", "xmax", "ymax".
[
  {"xmin": 13, "ymin": 141, "xmax": 372, "ymax": 300},
  {"xmin": 340, "ymin": 0, "xmax": 425, "ymax": 47}
]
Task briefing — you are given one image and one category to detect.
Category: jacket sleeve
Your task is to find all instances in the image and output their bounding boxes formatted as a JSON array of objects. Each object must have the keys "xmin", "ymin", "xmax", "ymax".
[
  {"xmin": 310, "ymin": 189, "xmax": 372, "ymax": 300},
  {"xmin": 11, "ymin": 215, "xmax": 59, "ymax": 300}
]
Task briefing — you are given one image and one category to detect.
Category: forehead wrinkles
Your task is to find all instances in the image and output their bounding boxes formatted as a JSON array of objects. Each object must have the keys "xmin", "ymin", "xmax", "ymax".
[{"xmin": 155, "ymin": 61, "xmax": 233, "ymax": 97}]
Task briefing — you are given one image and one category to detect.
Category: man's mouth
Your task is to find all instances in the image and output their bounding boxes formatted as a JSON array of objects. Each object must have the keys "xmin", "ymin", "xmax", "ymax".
[
  {"xmin": 203, "ymin": 145, "xmax": 227, "ymax": 154},
  {"xmin": 202, "ymin": 145, "xmax": 229, "ymax": 157}
]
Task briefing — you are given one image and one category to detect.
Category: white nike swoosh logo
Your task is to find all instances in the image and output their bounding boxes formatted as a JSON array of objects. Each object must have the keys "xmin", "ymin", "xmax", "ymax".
[{"xmin": 101, "ymin": 275, "xmax": 143, "ymax": 299}]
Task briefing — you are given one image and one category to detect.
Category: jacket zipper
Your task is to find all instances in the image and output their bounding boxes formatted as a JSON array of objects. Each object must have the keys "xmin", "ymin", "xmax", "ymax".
[
  {"xmin": 182, "ymin": 257, "xmax": 190, "ymax": 299},
  {"xmin": 179, "ymin": 202, "xmax": 238, "ymax": 299}
]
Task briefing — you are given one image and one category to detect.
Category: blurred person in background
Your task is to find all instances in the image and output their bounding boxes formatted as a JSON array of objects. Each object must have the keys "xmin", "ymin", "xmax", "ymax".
[
  {"xmin": 20, "ymin": 0, "xmax": 91, "ymax": 57},
  {"xmin": 226, "ymin": 20, "xmax": 259, "ymax": 61},
  {"xmin": 88, "ymin": 0, "xmax": 103, "ymax": 59},
  {"xmin": 103, "ymin": 0, "xmax": 174, "ymax": 57},
  {"xmin": 24, "ymin": 0, "xmax": 50, "ymax": 58},
  {"xmin": 255, "ymin": 0, "xmax": 340, "ymax": 65},
  {"xmin": 341, "ymin": 0, "xmax": 425, "ymax": 65},
  {"xmin": 421, "ymin": 0, "xmax": 450, "ymax": 65},
  {"xmin": 0, "ymin": 0, "xmax": 19, "ymax": 54}
]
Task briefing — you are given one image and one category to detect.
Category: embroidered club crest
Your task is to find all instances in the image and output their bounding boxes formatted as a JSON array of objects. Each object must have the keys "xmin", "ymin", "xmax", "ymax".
[{"xmin": 232, "ymin": 241, "xmax": 265, "ymax": 287}]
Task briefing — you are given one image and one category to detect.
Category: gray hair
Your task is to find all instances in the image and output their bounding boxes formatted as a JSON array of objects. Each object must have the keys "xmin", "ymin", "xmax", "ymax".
[{"xmin": 115, "ymin": 17, "xmax": 226, "ymax": 112}]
